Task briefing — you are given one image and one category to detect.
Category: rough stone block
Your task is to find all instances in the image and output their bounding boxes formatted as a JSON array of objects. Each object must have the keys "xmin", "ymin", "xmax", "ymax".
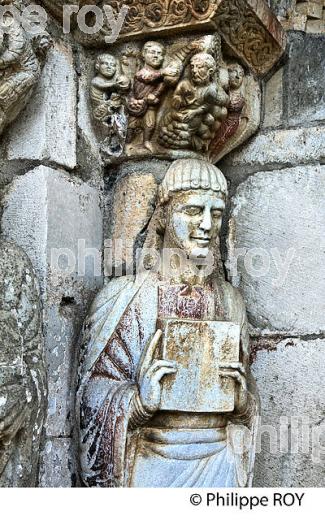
[
  {"xmin": 228, "ymin": 165, "xmax": 325, "ymax": 335},
  {"xmin": 6, "ymin": 42, "xmax": 77, "ymax": 170},
  {"xmin": 285, "ymin": 33, "xmax": 325, "ymax": 125},
  {"xmin": 263, "ymin": 68, "xmax": 283, "ymax": 128},
  {"xmin": 39, "ymin": 438, "xmax": 77, "ymax": 487},
  {"xmin": 296, "ymin": 2, "xmax": 323, "ymax": 18},
  {"xmin": 1, "ymin": 166, "xmax": 103, "ymax": 436},
  {"xmin": 252, "ymin": 338, "xmax": 325, "ymax": 487},
  {"xmin": 107, "ymin": 173, "xmax": 158, "ymax": 275},
  {"xmin": 306, "ymin": 18, "xmax": 325, "ymax": 31},
  {"xmin": 221, "ymin": 126, "xmax": 325, "ymax": 173}
]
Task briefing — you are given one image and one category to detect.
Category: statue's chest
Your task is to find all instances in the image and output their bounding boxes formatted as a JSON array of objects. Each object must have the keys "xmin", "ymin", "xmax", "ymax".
[{"xmin": 158, "ymin": 284, "xmax": 218, "ymax": 321}]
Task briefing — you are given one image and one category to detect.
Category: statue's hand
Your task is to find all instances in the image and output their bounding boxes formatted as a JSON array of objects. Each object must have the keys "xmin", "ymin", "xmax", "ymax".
[
  {"xmin": 0, "ymin": 383, "xmax": 28, "ymax": 442},
  {"xmin": 219, "ymin": 362, "xmax": 248, "ymax": 415},
  {"xmin": 138, "ymin": 330, "xmax": 177, "ymax": 414}
]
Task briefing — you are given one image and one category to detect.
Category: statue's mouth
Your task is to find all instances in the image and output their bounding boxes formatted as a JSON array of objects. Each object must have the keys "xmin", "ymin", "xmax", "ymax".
[{"xmin": 191, "ymin": 236, "xmax": 211, "ymax": 245}]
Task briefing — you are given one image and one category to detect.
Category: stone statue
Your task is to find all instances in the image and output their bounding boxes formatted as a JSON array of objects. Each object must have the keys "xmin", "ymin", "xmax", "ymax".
[
  {"xmin": 90, "ymin": 53, "xmax": 130, "ymax": 158},
  {"xmin": 126, "ymin": 41, "xmax": 167, "ymax": 152},
  {"xmin": 0, "ymin": 2, "xmax": 51, "ymax": 137},
  {"xmin": 208, "ymin": 62, "xmax": 245, "ymax": 161},
  {"xmin": 159, "ymin": 52, "xmax": 229, "ymax": 153},
  {"xmin": 0, "ymin": 237, "xmax": 47, "ymax": 486},
  {"xmin": 77, "ymin": 159, "xmax": 259, "ymax": 487}
]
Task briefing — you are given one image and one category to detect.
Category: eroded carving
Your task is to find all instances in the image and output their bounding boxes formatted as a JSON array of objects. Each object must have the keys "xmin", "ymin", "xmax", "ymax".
[
  {"xmin": 0, "ymin": 239, "xmax": 46, "ymax": 487},
  {"xmin": 91, "ymin": 36, "xmax": 261, "ymax": 163},
  {"xmin": 0, "ymin": 5, "xmax": 51, "ymax": 137},
  {"xmin": 91, "ymin": 53, "xmax": 130, "ymax": 158},
  {"xmin": 69, "ymin": 0, "xmax": 285, "ymax": 77},
  {"xmin": 126, "ymin": 41, "xmax": 167, "ymax": 153},
  {"xmin": 158, "ymin": 52, "xmax": 228, "ymax": 152},
  {"xmin": 77, "ymin": 159, "xmax": 259, "ymax": 487}
]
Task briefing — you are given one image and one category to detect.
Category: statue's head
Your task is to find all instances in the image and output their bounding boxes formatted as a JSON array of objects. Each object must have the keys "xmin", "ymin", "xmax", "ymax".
[
  {"xmin": 228, "ymin": 63, "xmax": 244, "ymax": 89},
  {"xmin": 190, "ymin": 53, "xmax": 217, "ymax": 86},
  {"xmin": 158, "ymin": 159, "xmax": 227, "ymax": 260},
  {"xmin": 142, "ymin": 41, "xmax": 165, "ymax": 69},
  {"xmin": 95, "ymin": 53, "xmax": 117, "ymax": 78}
]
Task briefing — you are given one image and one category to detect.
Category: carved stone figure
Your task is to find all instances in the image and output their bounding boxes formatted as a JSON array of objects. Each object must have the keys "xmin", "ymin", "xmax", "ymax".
[
  {"xmin": 91, "ymin": 53, "xmax": 130, "ymax": 158},
  {"xmin": 0, "ymin": 238, "xmax": 47, "ymax": 487},
  {"xmin": 126, "ymin": 41, "xmax": 167, "ymax": 152},
  {"xmin": 0, "ymin": 3, "xmax": 51, "ymax": 137},
  {"xmin": 159, "ymin": 52, "xmax": 229, "ymax": 153},
  {"xmin": 208, "ymin": 62, "xmax": 245, "ymax": 161},
  {"xmin": 77, "ymin": 159, "xmax": 259, "ymax": 487}
]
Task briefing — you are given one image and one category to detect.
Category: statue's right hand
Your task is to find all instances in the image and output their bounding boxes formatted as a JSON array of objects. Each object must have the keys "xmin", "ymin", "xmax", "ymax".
[
  {"xmin": 138, "ymin": 330, "xmax": 177, "ymax": 414},
  {"xmin": 139, "ymin": 359, "xmax": 177, "ymax": 414}
]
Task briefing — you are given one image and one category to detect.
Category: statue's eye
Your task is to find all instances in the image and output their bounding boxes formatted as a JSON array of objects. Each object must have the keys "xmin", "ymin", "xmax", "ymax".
[
  {"xmin": 184, "ymin": 207, "xmax": 202, "ymax": 216},
  {"xmin": 212, "ymin": 210, "xmax": 222, "ymax": 218}
]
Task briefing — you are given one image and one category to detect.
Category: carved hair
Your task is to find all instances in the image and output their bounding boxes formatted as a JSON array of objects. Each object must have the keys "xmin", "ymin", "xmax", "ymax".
[
  {"xmin": 190, "ymin": 52, "xmax": 217, "ymax": 75},
  {"xmin": 95, "ymin": 53, "xmax": 117, "ymax": 67},
  {"xmin": 158, "ymin": 159, "xmax": 228, "ymax": 205},
  {"xmin": 142, "ymin": 41, "xmax": 165, "ymax": 57}
]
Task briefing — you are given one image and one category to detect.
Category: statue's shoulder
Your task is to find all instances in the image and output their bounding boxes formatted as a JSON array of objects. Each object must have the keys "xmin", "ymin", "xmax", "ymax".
[{"xmin": 88, "ymin": 274, "xmax": 136, "ymax": 314}]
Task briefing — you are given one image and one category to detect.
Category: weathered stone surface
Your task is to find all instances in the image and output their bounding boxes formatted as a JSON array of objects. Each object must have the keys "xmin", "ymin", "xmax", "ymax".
[
  {"xmin": 77, "ymin": 49, "xmax": 103, "ymax": 186},
  {"xmin": 0, "ymin": 240, "xmax": 46, "ymax": 487},
  {"xmin": 108, "ymin": 172, "xmax": 158, "ymax": 274},
  {"xmin": 6, "ymin": 42, "xmax": 77, "ymax": 170},
  {"xmin": 39, "ymin": 438, "xmax": 77, "ymax": 487},
  {"xmin": 285, "ymin": 33, "xmax": 325, "ymax": 125},
  {"xmin": 222, "ymin": 126, "xmax": 325, "ymax": 172},
  {"xmin": 228, "ymin": 165, "xmax": 325, "ymax": 335},
  {"xmin": 1, "ymin": 166, "xmax": 103, "ymax": 437},
  {"xmin": 252, "ymin": 338, "xmax": 325, "ymax": 487},
  {"xmin": 263, "ymin": 68, "xmax": 283, "ymax": 128}
]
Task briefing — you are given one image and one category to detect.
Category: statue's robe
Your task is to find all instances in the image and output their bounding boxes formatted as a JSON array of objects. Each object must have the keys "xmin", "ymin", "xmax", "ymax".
[
  {"xmin": 0, "ymin": 241, "xmax": 46, "ymax": 487},
  {"xmin": 77, "ymin": 271, "xmax": 259, "ymax": 487}
]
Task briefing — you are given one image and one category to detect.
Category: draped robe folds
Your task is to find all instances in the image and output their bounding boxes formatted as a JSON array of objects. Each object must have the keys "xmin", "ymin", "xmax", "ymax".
[{"xmin": 76, "ymin": 271, "xmax": 259, "ymax": 488}]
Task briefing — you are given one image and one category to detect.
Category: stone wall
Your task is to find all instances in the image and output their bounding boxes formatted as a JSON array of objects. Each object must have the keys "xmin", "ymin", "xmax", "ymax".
[
  {"xmin": 0, "ymin": 4, "xmax": 324, "ymax": 487},
  {"xmin": 221, "ymin": 29, "xmax": 325, "ymax": 486}
]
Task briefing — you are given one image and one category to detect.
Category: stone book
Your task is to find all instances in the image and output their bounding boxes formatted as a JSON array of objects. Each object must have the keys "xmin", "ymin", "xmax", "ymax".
[{"xmin": 159, "ymin": 319, "xmax": 240, "ymax": 413}]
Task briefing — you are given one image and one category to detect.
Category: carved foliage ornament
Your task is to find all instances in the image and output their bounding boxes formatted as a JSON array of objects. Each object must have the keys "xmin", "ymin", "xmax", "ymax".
[{"xmin": 71, "ymin": 0, "xmax": 286, "ymax": 76}]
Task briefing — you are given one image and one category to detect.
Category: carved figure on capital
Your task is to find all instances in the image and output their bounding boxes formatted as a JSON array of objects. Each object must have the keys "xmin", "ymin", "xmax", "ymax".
[
  {"xmin": 90, "ymin": 53, "xmax": 130, "ymax": 158},
  {"xmin": 159, "ymin": 52, "xmax": 229, "ymax": 153}
]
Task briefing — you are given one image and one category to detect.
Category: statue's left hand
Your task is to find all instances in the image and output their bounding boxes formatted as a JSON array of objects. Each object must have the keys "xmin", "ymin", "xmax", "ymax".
[
  {"xmin": 219, "ymin": 362, "xmax": 248, "ymax": 415},
  {"xmin": 0, "ymin": 383, "xmax": 28, "ymax": 442}
]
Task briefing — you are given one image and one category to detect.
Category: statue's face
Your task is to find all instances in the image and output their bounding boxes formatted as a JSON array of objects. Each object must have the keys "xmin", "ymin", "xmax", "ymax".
[
  {"xmin": 98, "ymin": 56, "xmax": 117, "ymax": 78},
  {"xmin": 229, "ymin": 65, "xmax": 244, "ymax": 89},
  {"xmin": 190, "ymin": 57, "xmax": 213, "ymax": 86},
  {"xmin": 143, "ymin": 44, "xmax": 164, "ymax": 69},
  {"xmin": 164, "ymin": 189, "xmax": 225, "ymax": 259}
]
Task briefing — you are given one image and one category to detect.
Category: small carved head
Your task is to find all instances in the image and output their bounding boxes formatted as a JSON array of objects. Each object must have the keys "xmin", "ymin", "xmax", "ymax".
[
  {"xmin": 142, "ymin": 41, "xmax": 165, "ymax": 69},
  {"xmin": 158, "ymin": 159, "xmax": 227, "ymax": 260},
  {"xmin": 95, "ymin": 54, "xmax": 117, "ymax": 79},
  {"xmin": 228, "ymin": 63, "xmax": 245, "ymax": 89},
  {"xmin": 190, "ymin": 53, "xmax": 217, "ymax": 86}
]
